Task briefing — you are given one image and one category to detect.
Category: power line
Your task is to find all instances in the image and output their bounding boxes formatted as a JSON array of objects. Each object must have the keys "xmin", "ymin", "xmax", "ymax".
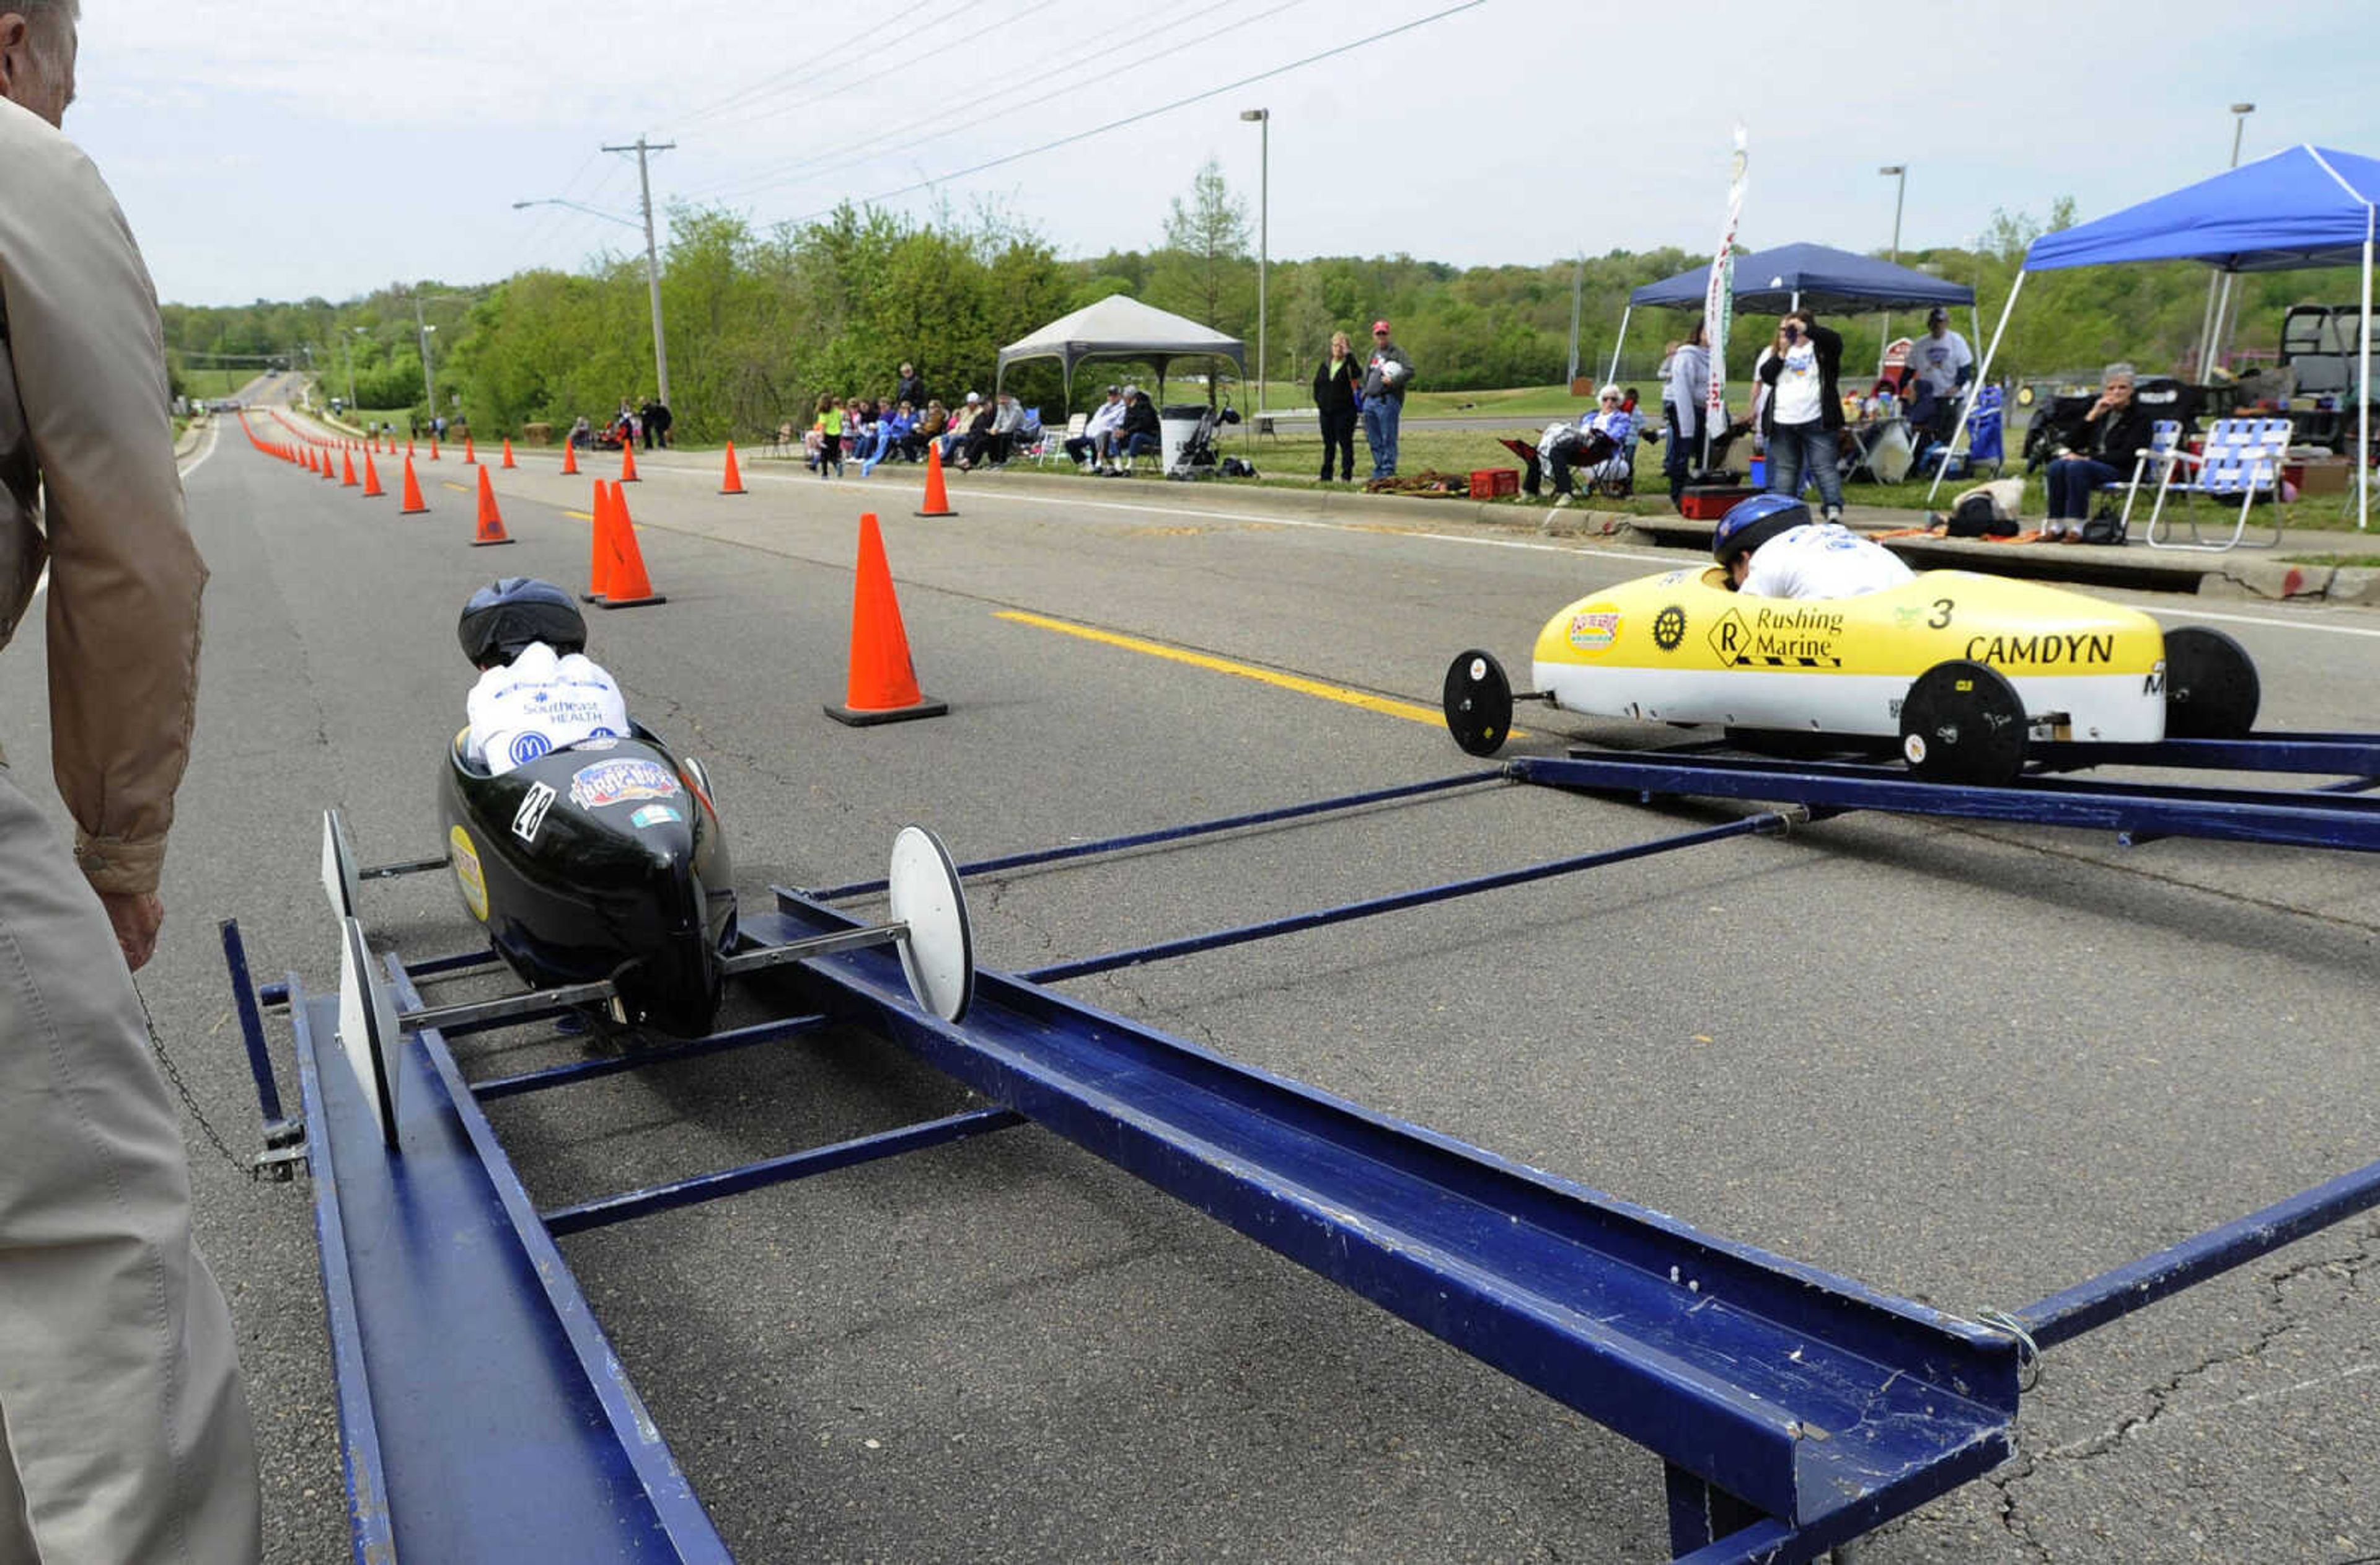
[
  {"xmin": 670, "ymin": 0, "xmax": 1050, "ymax": 138},
  {"xmin": 775, "ymin": 0, "xmax": 1485, "ymax": 226},
  {"xmin": 690, "ymin": 0, "xmax": 1305, "ymax": 207}
]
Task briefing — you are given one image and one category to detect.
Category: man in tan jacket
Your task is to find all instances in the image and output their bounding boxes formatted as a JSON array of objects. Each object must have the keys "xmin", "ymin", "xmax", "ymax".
[{"xmin": 0, "ymin": 3, "xmax": 261, "ymax": 1558}]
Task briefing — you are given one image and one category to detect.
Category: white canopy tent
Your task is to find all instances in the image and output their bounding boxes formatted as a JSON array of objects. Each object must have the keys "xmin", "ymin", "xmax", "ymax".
[
  {"xmin": 1929, "ymin": 144, "xmax": 2379, "ymax": 529},
  {"xmin": 995, "ymin": 294, "xmax": 1246, "ymax": 407}
]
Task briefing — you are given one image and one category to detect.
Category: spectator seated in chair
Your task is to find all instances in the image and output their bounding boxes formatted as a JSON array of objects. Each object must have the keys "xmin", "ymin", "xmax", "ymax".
[{"xmin": 1069, "ymin": 386, "xmax": 1127, "ymax": 470}]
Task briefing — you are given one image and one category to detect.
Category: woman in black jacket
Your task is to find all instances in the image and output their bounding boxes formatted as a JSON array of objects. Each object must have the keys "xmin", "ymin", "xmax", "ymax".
[
  {"xmin": 1755, "ymin": 309, "xmax": 1846, "ymax": 521},
  {"xmin": 1311, "ymin": 330, "xmax": 1360, "ymax": 482},
  {"xmin": 2042, "ymin": 363, "xmax": 2154, "ymax": 540}
]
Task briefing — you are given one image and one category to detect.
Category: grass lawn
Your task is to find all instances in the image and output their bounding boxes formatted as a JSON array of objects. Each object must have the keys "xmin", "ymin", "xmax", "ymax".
[{"xmin": 176, "ymin": 364, "xmax": 263, "ymax": 400}]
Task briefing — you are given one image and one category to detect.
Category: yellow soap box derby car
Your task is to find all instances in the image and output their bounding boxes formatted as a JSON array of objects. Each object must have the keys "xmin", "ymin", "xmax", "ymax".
[{"xmin": 1443, "ymin": 563, "xmax": 2259, "ymax": 787}]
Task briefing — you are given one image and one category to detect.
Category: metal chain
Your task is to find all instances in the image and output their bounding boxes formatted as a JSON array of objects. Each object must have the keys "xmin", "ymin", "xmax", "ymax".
[{"xmin": 134, "ymin": 981, "xmax": 247, "ymax": 1173}]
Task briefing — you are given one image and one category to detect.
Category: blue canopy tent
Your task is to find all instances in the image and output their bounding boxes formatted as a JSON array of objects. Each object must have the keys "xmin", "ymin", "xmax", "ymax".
[
  {"xmin": 1610, "ymin": 240, "xmax": 1977, "ymax": 382},
  {"xmin": 1931, "ymin": 144, "xmax": 2378, "ymax": 527}
]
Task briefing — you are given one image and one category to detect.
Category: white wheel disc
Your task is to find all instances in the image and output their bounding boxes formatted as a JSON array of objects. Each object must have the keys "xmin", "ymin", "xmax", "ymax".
[
  {"xmin": 886, "ymin": 826, "xmax": 974, "ymax": 1023},
  {"xmin": 335, "ymin": 915, "xmax": 402, "ymax": 1148}
]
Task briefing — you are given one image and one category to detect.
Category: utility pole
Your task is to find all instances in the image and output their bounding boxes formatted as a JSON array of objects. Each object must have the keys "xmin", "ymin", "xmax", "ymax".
[
  {"xmin": 1566, "ymin": 255, "xmax": 1583, "ymax": 386},
  {"xmin": 412, "ymin": 293, "xmax": 436, "ymax": 411},
  {"xmin": 603, "ymin": 136, "xmax": 676, "ymax": 408},
  {"xmin": 1877, "ymin": 165, "xmax": 1906, "ymax": 374}
]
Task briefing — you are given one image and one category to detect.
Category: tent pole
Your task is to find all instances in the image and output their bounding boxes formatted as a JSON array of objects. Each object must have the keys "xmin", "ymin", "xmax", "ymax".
[
  {"xmin": 1928, "ymin": 270, "xmax": 2025, "ymax": 501},
  {"xmin": 2361, "ymin": 218, "xmax": 2372, "ymax": 530},
  {"xmin": 1605, "ymin": 306, "xmax": 1631, "ymax": 387}
]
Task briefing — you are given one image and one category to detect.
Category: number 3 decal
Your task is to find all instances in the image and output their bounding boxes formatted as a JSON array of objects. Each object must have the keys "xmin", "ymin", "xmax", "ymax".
[{"xmin": 1928, "ymin": 598, "xmax": 1954, "ymax": 629}]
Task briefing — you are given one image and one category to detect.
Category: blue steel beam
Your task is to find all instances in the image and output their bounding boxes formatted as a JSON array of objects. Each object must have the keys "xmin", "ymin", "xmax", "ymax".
[
  {"xmin": 2034, "ymin": 733, "xmax": 2380, "ymax": 776},
  {"xmin": 218, "ymin": 920, "xmax": 288, "ymax": 1131},
  {"xmin": 288, "ymin": 956, "xmax": 731, "ymax": 1563},
  {"xmin": 805, "ymin": 770, "xmax": 1502, "ymax": 901},
  {"xmin": 470, "ymin": 1012, "xmax": 832, "ymax": 1100},
  {"xmin": 2016, "ymin": 1154, "xmax": 2380, "ymax": 1351},
  {"xmin": 1025, "ymin": 815, "xmax": 1787, "ymax": 984},
  {"xmin": 1516, "ymin": 752, "xmax": 2380, "ymax": 853},
  {"xmin": 749, "ymin": 891, "xmax": 2021, "ymax": 1530},
  {"xmin": 539, "ymin": 1106, "xmax": 1026, "ymax": 1235}
]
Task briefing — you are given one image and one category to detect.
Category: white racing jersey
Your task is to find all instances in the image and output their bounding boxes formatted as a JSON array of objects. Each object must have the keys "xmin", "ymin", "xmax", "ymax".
[
  {"xmin": 465, "ymin": 641, "xmax": 631, "ymax": 775},
  {"xmin": 1740, "ymin": 522, "xmax": 1914, "ymax": 601}
]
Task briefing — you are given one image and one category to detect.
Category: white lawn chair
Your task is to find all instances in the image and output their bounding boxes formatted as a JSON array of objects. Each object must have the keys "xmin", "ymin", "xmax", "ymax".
[
  {"xmin": 1039, "ymin": 412, "xmax": 1087, "ymax": 467},
  {"xmin": 2144, "ymin": 416, "xmax": 2291, "ymax": 552},
  {"xmin": 2109, "ymin": 419, "xmax": 2184, "ymax": 529}
]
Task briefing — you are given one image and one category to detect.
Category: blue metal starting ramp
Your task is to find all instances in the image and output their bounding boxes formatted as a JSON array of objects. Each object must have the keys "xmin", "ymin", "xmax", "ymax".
[{"xmin": 225, "ymin": 739, "xmax": 2380, "ymax": 1563}]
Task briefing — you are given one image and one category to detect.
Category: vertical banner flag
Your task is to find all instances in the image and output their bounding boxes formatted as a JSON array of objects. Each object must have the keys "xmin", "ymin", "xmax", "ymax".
[{"xmin": 1703, "ymin": 124, "xmax": 1748, "ymax": 469}]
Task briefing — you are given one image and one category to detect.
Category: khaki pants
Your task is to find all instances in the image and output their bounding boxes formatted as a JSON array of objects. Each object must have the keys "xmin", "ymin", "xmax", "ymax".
[{"xmin": 0, "ymin": 771, "xmax": 258, "ymax": 1563}]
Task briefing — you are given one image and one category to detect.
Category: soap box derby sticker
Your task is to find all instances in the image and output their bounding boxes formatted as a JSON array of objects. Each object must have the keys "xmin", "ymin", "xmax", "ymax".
[
  {"xmin": 568, "ymin": 757, "xmax": 684, "ymax": 811},
  {"xmin": 1566, "ymin": 607, "xmax": 1622, "ymax": 654}
]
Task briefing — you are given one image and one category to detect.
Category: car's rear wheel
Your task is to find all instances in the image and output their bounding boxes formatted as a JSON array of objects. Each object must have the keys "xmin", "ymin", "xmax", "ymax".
[
  {"xmin": 1442, "ymin": 650, "xmax": 1514, "ymax": 757},
  {"xmin": 1899, "ymin": 659, "xmax": 2028, "ymax": 787},
  {"xmin": 2162, "ymin": 626, "xmax": 2260, "ymax": 739}
]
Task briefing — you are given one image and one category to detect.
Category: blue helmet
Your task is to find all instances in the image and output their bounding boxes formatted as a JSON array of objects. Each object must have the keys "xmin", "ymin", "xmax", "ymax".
[
  {"xmin": 1712, "ymin": 493, "xmax": 1810, "ymax": 567},
  {"xmin": 458, "ymin": 577, "xmax": 586, "ymax": 668}
]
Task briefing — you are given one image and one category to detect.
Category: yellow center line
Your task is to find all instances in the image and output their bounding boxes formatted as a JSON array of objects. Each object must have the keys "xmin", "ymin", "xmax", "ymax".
[
  {"xmin": 563, "ymin": 510, "xmax": 594, "ymax": 521},
  {"xmin": 996, "ymin": 609, "xmax": 1514, "ymax": 735},
  {"xmin": 440, "ymin": 481, "xmax": 471, "ymax": 493}
]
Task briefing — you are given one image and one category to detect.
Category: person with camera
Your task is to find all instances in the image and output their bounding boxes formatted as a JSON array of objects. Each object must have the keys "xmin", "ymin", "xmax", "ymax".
[
  {"xmin": 1359, "ymin": 319, "xmax": 1415, "ymax": 479},
  {"xmin": 1754, "ymin": 309, "xmax": 1846, "ymax": 522},
  {"xmin": 2040, "ymin": 362, "xmax": 2154, "ymax": 542}
]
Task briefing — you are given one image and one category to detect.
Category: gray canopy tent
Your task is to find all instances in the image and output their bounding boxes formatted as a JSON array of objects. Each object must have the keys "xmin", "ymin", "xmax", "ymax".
[{"xmin": 995, "ymin": 294, "xmax": 1246, "ymax": 407}]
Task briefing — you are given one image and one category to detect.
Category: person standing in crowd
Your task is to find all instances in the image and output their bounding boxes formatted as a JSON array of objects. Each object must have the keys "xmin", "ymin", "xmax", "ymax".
[
  {"xmin": 648, "ymin": 397, "xmax": 673, "ymax": 449},
  {"xmin": 1311, "ymin": 330, "xmax": 1360, "ymax": 483},
  {"xmin": 0, "ymin": 5, "xmax": 263, "ymax": 1558},
  {"xmin": 2040, "ymin": 363, "xmax": 2153, "ymax": 542},
  {"xmin": 1903, "ymin": 307, "xmax": 1974, "ymax": 444},
  {"xmin": 810, "ymin": 392, "xmax": 844, "ymax": 477},
  {"xmin": 638, "ymin": 395, "xmax": 659, "ymax": 449},
  {"xmin": 1662, "ymin": 319, "xmax": 1713, "ymax": 509},
  {"xmin": 1360, "ymin": 319, "xmax": 1415, "ymax": 478},
  {"xmin": 1755, "ymin": 309, "xmax": 1846, "ymax": 522},
  {"xmin": 896, "ymin": 361, "xmax": 927, "ymax": 409}
]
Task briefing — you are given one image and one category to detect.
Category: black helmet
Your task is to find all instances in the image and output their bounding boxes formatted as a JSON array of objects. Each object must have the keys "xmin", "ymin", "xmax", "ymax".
[
  {"xmin": 459, "ymin": 578, "xmax": 586, "ymax": 668},
  {"xmin": 1712, "ymin": 493, "xmax": 1810, "ymax": 567}
]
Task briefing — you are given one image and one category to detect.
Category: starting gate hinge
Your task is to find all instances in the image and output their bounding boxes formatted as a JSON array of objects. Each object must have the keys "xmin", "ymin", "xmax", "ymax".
[{"xmin": 250, "ymin": 1128, "xmax": 308, "ymax": 1183}]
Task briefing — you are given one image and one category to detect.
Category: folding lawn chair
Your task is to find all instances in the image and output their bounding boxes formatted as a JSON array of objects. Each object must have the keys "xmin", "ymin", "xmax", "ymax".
[
  {"xmin": 2145, "ymin": 415, "xmax": 2292, "ymax": 552},
  {"xmin": 2106, "ymin": 419, "xmax": 2183, "ymax": 529},
  {"xmin": 1041, "ymin": 412, "xmax": 1088, "ymax": 467}
]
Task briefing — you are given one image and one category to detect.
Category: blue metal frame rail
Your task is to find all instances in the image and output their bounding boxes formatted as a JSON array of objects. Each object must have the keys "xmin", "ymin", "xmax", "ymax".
[
  {"xmin": 745, "ymin": 890, "xmax": 2023, "ymax": 1553},
  {"xmin": 283, "ymin": 966, "xmax": 731, "ymax": 1563},
  {"xmin": 1512, "ymin": 750, "xmax": 2380, "ymax": 853}
]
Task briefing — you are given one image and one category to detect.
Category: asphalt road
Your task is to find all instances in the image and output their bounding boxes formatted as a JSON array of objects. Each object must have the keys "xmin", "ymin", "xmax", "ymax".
[{"xmin": 12, "ymin": 399, "xmax": 2373, "ymax": 1563}]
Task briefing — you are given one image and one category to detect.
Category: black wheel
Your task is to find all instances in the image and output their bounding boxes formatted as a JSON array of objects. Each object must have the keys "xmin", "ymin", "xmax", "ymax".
[
  {"xmin": 1443, "ymin": 649, "xmax": 1514, "ymax": 757},
  {"xmin": 2162, "ymin": 626, "xmax": 2260, "ymax": 739},
  {"xmin": 1898, "ymin": 660, "xmax": 2028, "ymax": 787}
]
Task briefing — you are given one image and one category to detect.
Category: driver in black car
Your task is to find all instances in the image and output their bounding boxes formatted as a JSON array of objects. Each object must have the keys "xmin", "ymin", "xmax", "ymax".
[{"xmin": 458, "ymin": 578, "xmax": 630, "ymax": 774}]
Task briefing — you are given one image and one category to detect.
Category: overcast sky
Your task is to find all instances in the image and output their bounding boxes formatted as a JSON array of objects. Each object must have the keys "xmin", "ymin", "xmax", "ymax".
[{"xmin": 66, "ymin": 0, "xmax": 2380, "ymax": 309}]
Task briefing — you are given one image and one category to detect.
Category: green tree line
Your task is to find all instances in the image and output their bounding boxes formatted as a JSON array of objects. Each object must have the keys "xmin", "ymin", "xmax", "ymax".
[{"xmin": 157, "ymin": 165, "xmax": 2361, "ymax": 439}]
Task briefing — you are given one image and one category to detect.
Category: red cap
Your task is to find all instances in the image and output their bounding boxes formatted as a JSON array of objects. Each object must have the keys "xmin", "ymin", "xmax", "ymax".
[{"xmin": 1371, "ymin": 320, "xmax": 1391, "ymax": 333}]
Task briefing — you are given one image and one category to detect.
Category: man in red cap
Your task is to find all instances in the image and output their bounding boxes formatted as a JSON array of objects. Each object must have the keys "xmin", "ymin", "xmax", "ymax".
[{"xmin": 1360, "ymin": 319, "xmax": 1416, "ymax": 478}]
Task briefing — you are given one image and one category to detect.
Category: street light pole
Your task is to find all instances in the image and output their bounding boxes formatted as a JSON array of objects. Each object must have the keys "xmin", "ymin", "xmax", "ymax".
[
  {"xmin": 412, "ymin": 294, "xmax": 436, "ymax": 412},
  {"xmin": 1240, "ymin": 108, "xmax": 1269, "ymax": 419},
  {"xmin": 601, "ymin": 136, "xmax": 676, "ymax": 408},
  {"xmin": 1878, "ymin": 164, "xmax": 1907, "ymax": 374},
  {"xmin": 2197, "ymin": 103, "xmax": 2255, "ymax": 376}
]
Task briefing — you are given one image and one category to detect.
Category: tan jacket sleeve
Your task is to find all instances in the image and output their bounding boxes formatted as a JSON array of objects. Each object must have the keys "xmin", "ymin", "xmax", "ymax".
[{"xmin": 0, "ymin": 102, "xmax": 206, "ymax": 897}]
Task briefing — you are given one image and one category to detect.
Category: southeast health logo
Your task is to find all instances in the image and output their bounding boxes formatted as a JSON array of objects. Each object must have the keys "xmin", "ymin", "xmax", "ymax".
[{"xmin": 509, "ymin": 731, "xmax": 553, "ymax": 767}]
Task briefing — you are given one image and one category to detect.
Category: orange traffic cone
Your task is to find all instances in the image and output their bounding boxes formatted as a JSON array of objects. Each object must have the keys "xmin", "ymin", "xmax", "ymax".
[
  {"xmin": 826, "ymin": 513, "xmax": 946, "ymax": 725},
  {"xmin": 561, "ymin": 440, "xmax": 580, "ymax": 476},
  {"xmin": 302, "ymin": 447, "xmax": 317, "ymax": 474},
  {"xmin": 407, "ymin": 439, "xmax": 415, "ymax": 461},
  {"xmin": 581, "ymin": 480, "xmax": 613, "ymax": 602},
  {"xmin": 463, "ymin": 434, "xmax": 478, "ymax": 465},
  {"xmin": 340, "ymin": 447, "xmax": 358, "ymax": 487},
  {"xmin": 399, "ymin": 454, "xmax": 430, "ymax": 514},
  {"xmin": 429, "ymin": 438, "xmax": 441, "ymax": 462},
  {"xmin": 472, "ymin": 465, "xmax": 513, "ymax": 546},
  {"xmin": 500, "ymin": 438, "xmax": 516, "ymax": 470},
  {"xmin": 720, "ymin": 441, "xmax": 746, "ymax": 495},
  {"xmin": 361, "ymin": 452, "xmax": 384, "ymax": 496},
  {"xmin": 914, "ymin": 441, "xmax": 954, "ymax": 518},
  {"xmin": 593, "ymin": 482, "xmax": 664, "ymax": 609},
  {"xmin": 620, "ymin": 441, "xmax": 639, "ymax": 482}
]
